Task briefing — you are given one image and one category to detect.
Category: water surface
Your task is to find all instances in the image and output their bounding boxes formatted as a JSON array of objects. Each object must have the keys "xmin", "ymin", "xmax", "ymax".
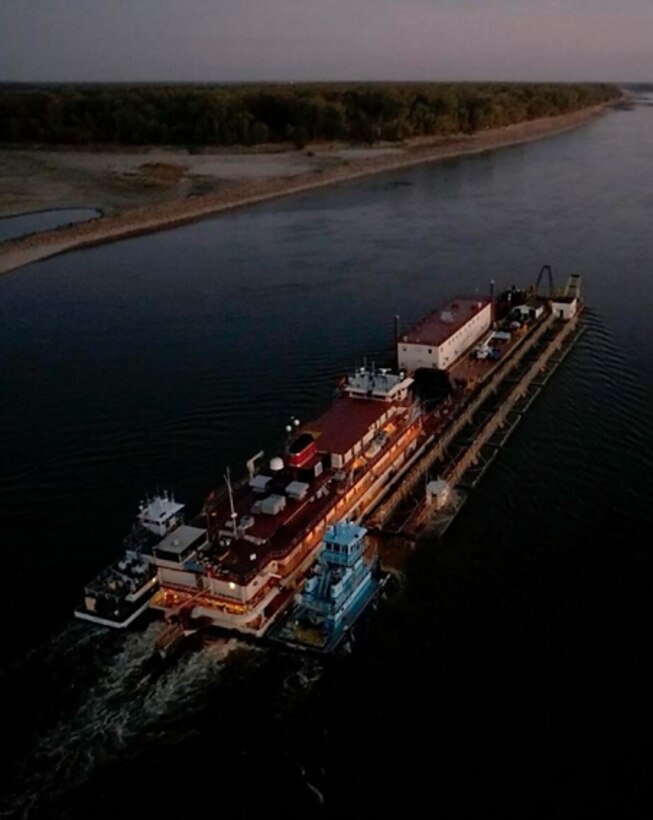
[{"xmin": 1, "ymin": 105, "xmax": 652, "ymax": 818}]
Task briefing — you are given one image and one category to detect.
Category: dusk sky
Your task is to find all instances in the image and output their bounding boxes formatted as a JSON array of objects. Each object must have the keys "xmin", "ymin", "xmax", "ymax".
[{"xmin": 1, "ymin": 0, "xmax": 651, "ymax": 83}]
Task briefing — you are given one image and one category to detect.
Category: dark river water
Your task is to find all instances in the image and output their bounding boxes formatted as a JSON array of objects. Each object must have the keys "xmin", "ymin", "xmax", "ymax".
[{"xmin": 1, "ymin": 104, "xmax": 652, "ymax": 818}]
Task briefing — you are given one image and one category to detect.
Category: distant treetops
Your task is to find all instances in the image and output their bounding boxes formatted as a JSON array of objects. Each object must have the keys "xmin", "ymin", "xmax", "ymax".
[{"xmin": 0, "ymin": 82, "xmax": 618, "ymax": 148}]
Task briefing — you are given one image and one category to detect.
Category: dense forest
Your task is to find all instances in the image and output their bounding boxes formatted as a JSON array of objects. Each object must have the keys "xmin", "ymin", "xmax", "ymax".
[{"xmin": 0, "ymin": 82, "xmax": 619, "ymax": 147}]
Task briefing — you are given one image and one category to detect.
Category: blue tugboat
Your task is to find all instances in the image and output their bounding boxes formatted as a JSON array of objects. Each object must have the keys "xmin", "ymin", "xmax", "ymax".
[{"xmin": 273, "ymin": 521, "xmax": 384, "ymax": 653}]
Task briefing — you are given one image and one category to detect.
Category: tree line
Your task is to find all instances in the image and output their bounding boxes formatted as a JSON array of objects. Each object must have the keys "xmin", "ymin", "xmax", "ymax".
[{"xmin": 0, "ymin": 82, "xmax": 618, "ymax": 148}]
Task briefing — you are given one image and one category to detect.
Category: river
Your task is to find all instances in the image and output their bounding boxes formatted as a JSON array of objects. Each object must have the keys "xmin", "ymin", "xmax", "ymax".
[{"xmin": 1, "ymin": 101, "xmax": 652, "ymax": 818}]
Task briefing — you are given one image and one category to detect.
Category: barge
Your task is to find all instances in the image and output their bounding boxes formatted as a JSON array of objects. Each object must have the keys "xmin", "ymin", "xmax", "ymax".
[{"xmin": 74, "ymin": 268, "xmax": 583, "ymax": 648}]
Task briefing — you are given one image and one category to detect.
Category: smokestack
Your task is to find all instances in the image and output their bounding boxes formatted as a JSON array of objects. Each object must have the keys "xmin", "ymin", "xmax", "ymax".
[{"xmin": 490, "ymin": 280, "xmax": 495, "ymax": 326}]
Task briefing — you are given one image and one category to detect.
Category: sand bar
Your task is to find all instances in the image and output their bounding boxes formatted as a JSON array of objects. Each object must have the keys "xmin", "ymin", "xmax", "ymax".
[{"xmin": 0, "ymin": 104, "xmax": 610, "ymax": 276}]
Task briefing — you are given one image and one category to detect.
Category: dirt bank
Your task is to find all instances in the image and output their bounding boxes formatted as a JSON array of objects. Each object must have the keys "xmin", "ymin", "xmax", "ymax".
[{"xmin": 0, "ymin": 104, "xmax": 609, "ymax": 276}]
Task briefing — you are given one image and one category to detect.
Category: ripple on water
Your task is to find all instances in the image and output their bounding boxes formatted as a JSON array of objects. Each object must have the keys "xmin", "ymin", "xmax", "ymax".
[{"xmin": 2, "ymin": 104, "xmax": 653, "ymax": 817}]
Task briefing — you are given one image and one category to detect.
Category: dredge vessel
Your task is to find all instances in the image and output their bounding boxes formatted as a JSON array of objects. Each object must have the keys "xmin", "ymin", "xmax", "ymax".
[
  {"xmin": 75, "ymin": 269, "xmax": 582, "ymax": 650},
  {"xmin": 77, "ymin": 364, "xmax": 420, "ymax": 637}
]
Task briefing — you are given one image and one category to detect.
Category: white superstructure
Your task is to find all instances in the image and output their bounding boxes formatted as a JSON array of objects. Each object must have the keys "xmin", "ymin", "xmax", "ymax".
[
  {"xmin": 398, "ymin": 298, "xmax": 492, "ymax": 371},
  {"xmin": 344, "ymin": 367, "xmax": 413, "ymax": 401},
  {"xmin": 138, "ymin": 493, "xmax": 184, "ymax": 537},
  {"xmin": 551, "ymin": 297, "xmax": 579, "ymax": 320}
]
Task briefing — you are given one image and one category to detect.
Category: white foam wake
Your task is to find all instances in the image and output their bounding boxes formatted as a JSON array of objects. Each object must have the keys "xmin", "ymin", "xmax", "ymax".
[{"xmin": 2, "ymin": 623, "xmax": 243, "ymax": 819}]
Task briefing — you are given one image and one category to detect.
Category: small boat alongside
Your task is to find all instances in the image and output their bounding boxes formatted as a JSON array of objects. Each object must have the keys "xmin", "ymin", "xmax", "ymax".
[
  {"xmin": 74, "ymin": 492, "xmax": 189, "ymax": 628},
  {"xmin": 74, "ymin": 550, "xmax": 158, "ymax": 629},
  {"xmin": 270, "ymin": 521, "xmax": 385, "ymax": 653}
]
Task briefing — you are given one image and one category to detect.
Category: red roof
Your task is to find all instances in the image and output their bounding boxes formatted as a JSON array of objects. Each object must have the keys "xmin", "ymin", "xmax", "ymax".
[
  {"xmin": 202, "ymin": 396, "xmax": 408, "ymax": 582},
  {"xmin": 303, "ymin": 397, "xmax": 389, "ymax": 455},
  {"xmin": 401, "ymin": 298, "xmax": 491, "ymax": 347},
  {"xmin": 203, "ymin": 469, "xmax": 336, "ymax": 579}
]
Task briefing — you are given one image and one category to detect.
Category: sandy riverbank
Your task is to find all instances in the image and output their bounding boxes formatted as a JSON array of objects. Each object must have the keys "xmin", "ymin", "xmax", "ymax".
[{"xmin": 0, "ymin": 104, "xmax": 610, "ymax": 275}]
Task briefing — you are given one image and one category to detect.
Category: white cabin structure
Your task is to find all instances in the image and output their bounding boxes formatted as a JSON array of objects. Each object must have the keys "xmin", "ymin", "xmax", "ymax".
[{"xmin": 397, "ymin": 298, "xmax": 492, "ymax": 371}]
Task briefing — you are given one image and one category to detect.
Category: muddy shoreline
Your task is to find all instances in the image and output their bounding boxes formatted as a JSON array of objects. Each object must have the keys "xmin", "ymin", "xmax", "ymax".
[{"xmin": 0, "ymin": 104, "xmax": 610, "ymax": 275}]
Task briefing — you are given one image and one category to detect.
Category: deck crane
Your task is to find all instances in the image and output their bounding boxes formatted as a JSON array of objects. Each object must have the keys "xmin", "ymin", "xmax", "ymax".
[{"xmin": 534, "ymin": 264, "xmax": 555, "ymax": 298}]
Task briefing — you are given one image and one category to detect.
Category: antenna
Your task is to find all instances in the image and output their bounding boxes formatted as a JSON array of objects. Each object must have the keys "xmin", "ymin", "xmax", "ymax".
[
  {"xmin": 224, "ymin": 467, "xmax": 237, "ymax": 525},
  {"xmin": 284, "ymin": 416, "xmax": 299, "ymax": 453}
]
